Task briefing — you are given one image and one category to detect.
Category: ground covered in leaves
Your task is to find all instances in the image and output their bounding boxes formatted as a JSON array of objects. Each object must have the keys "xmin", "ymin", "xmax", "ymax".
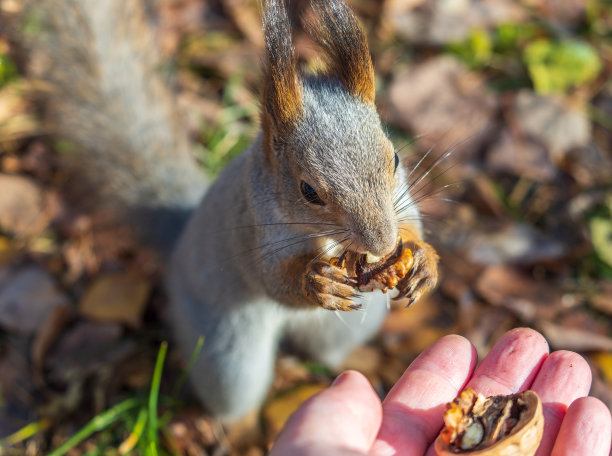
[{"xmin": 0, "ymin": 0, "xmax": 611, "ymax": 454}]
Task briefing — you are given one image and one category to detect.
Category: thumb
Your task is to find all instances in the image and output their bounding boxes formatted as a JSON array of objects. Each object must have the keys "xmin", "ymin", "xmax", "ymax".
[{"xmin": 270, "ymin": 370, "xmax": 383, "ymax": 456}]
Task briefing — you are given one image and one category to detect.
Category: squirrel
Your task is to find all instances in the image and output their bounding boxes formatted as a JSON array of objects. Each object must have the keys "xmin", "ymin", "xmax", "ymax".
[{"xmin": 15, "ymin": 0, "xmax": 439, "ymax": 419}]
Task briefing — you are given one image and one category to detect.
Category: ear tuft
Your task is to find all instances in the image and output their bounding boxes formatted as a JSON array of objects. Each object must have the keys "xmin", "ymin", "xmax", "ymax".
[
  {"xmin": 262, "ymin": 0, "xmax": 303, "ymax": 132},
  {"xmin": 309, "ymin": 0, "xmax": 375, "ymax": 104}
]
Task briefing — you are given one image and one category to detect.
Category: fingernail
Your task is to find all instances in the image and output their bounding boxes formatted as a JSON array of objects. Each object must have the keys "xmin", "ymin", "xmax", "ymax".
[{"xmin": 332, "ymin": 371, "xmax": 350, "ymax": 387}]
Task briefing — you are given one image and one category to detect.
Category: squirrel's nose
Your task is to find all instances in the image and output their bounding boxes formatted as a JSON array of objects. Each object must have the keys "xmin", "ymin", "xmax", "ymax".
[{"xmin": 353, "ymin": 221, "xmax": 398, "ymax": 259}]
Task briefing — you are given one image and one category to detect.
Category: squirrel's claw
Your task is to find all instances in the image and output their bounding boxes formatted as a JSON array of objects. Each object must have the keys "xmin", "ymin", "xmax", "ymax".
[
  {"xmin": 304, "ymin": 261, "xmax": 361, "ymax": 311},
  {"xmin": 394, "ymin": 239, "xmax": 439, "ymax": 306}
]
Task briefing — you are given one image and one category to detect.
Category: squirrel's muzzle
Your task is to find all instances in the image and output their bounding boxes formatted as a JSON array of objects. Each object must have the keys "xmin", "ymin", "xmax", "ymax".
[{"xmin": 351, "ymin": 214, "xmax": 398, "ymax": 259}]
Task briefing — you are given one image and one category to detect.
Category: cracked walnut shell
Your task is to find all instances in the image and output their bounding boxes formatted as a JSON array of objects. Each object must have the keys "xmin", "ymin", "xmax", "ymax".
[{"xmin": 434, "ymin": 388, "xmax": 544, "ymax": 456}]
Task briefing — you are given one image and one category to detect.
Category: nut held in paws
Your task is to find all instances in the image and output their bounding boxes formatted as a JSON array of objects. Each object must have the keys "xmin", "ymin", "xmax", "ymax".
[{"xmin": 330, "ymin": 239, "xmax": 414, "ymax": 293}]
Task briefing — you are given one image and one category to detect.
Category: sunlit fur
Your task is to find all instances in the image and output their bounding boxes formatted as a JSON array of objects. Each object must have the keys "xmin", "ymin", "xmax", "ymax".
[
  {"xmin": 308, "ymin": 0, "xmax": 376, "ymax": 104},
  {"xmin": 262, "ymin": 0, "xmax": 303, "ymax": 132},
  {"xmin": 272, "ymin": 77, "xmax": 404, "ymax": 257},
  {"xmin": 168, "ymin": 0, "xmax": 427, "ymax": 418},
  {"xmin": 24, "ymin": 0, "xmax": 433, "ymax": 421}
]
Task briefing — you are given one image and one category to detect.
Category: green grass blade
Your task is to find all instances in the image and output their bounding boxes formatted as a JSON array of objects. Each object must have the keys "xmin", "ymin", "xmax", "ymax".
[
  {"xmin": 47, "ymin": 398, "xmax": 141, "ymax": 456},
  {"xmin": 118, "ymin": 407, "xmax": 148, "ymax": 454},
  {"xmin": 146, "ymin": 342, "xmax": 168, "ymax": 455},
  {"xmin": 0, "ymin": 418, "xmax": 50, "ymax": 449},
  {"xmin": 171, "ymin": 336, "xmax": 204, "ymax": 399}
]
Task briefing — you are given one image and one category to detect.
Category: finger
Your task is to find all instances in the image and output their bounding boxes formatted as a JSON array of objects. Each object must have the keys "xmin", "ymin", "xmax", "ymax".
[
  {"xmin": 551, "ymin": 396, "xmax": 612, "ymax": 456},
  {"xmin": 371, "ymin": 335, "xmax": 477, "ymax": 456},
  {"xmin": 529, "ymin": 351, "xmax": 592, "ymax": 456},
  {"xmin": 270, "ymin": 370, "xmax": 382, "ymax": 456},
  {"xmin": 466, "ymin": 327, "xmax": 549, "ymax": 396}
]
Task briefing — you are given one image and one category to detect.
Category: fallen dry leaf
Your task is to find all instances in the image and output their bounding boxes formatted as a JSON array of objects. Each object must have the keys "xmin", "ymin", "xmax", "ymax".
[
  {"xmin": 467, "ymin": 223, "xmax": 566, "ymax": 265},
  {"xmin": 382, "ymin": 0, "xmax": 526, "ymax": 44},
  {"xmin": 590, "ymin": 283, "xmax": 612, "ymax": 315},
  {"xmin": 166, "ymin": 412, "xmax": 221, "ymax": 456},
  {"xmin": 0, "ymin": 174, "xmax": 54, "ymax": 237},
  {"xmin": 0, "ymin": 236, "xmax": 14, "ymax": 266},
  {"xmin": 0, "ymin": 266, "xmax": 70, "ymax": 335},
  {"xmin": 522, "ymin": 0, "xmax": 587, "ymax": 25},
  {"xmin": 514, "ymin": 90, "xmax": 591, "ymax": 160},
  {"xmin": 340, "ymin": 345, "xmax": 381, "ymax": 379},
  {"xmin": 486, "ymin": 129, "xmax": 556, "ymax": 181},
  {"xmin": 538, "ymin": 320, "xmax": 612, "ymax": 352},
  {"xmin": 223, "ymin": 0, "xmax": 264, "ymax": 48},
  {"xmin": 475, "ymin": 265, "xmax": 561, "ymax": 323},
  {"xmin": 594, "ymin": 352, "xmax": 612, "ymax": 386},
  {"xmin": 263, "ymin": 384, "xmax": 327, "ymax": 441},
  {"xmin": 78, "ymin": 272, "xmax": 150, "ymax": 327},
  {"xmin": 31, "ymin": 303, "xmax": 73, "ymax": 379},
  {"xmin": 0, "ymin": 341, "xmax": 37, "ymax": 434},
  {"xmin": 590, "ymin": 361, "xmax": 612, "ymax": 412},
  {"xmin": 386, "ymin": 57, "xmax": 498, "ymax": 160},
  {"xmin": 464, "ymin": 307, "xmax": 517, "ymax": 359},
  {"xmin": 45, "ymin": 321, "xmax": 134, "ymax": 386},
  {"xmin": 0, "ymin": 83, "xmax": 38, "ymax": 145},
  {"xmin": 381, "ymin": 296, "xmax": 437, "ymax": 334}
]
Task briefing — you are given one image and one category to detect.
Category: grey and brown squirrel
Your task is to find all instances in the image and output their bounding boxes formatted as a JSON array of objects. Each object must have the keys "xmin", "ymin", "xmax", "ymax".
[{"xmin": 15, "ymin": 0, "xmax": 439, "ymax": 419}]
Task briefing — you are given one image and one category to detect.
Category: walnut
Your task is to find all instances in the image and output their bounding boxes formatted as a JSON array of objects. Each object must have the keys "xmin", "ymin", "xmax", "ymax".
[
  {"xmin": 435, "ymin": 388, "xmax": 544, "ymax": 456},
  {"xmin": 330, "ymin": 239, "xmax": 414, "ymax": 292}
]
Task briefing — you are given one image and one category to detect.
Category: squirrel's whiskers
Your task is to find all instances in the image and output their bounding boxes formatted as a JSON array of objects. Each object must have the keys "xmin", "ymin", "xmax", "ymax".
[{"xmin": 20, "ymin": 0, "xmax": 440, "ymax": 419}]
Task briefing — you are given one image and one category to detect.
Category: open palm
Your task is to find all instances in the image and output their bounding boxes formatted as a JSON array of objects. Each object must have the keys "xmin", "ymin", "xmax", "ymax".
[{"xmin": 270, "ymin": 328, "xmax": 611, "ymax": 456}]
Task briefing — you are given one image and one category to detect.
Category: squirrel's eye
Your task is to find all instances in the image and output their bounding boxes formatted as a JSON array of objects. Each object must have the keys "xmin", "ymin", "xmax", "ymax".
[
  {"xmin": 300, "ymin": 181, "xmax": 325, "ymax": 206},
  {"xmin": 394, "ymin": 153, "xmax": 400, "ymax": 172}
]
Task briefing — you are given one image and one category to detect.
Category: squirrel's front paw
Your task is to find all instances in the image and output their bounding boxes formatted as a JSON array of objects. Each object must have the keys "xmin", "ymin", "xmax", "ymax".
[
  {"xmin": 303, "ymin": 261, "xmax": 361, "ymax": 311},
  {"xmin": 395, "ymin": 239, "xmax": 439, "ymax": 307}
]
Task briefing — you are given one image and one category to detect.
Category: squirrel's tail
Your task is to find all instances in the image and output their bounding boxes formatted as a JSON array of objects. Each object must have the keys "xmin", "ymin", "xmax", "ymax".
[{"xmin": 15, "ymin": 0, "xmax": 206, "ymax": 253}]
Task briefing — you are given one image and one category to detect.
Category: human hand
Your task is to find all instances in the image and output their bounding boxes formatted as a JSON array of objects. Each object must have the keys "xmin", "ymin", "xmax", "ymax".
[{"xmin": 270, "ymin": 328, "xmax": 611, "ymax": 455}]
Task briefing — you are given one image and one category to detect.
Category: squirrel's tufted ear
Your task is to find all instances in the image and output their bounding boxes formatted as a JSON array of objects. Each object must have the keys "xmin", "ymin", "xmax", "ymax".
[
  {"xmin": 309, "ymin": 0, "xmax": 375, "ymax": 104},
  {"xmin": 262, "ymin": 0, "xmax": 303, "ymax": 135}
]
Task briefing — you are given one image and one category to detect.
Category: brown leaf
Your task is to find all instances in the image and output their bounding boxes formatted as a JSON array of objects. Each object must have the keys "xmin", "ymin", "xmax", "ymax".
[
  {"xmin": 594, "ymin": 352, "xmax": 612, "ymax": 387},
  {"xmin": 590, "ymin": 368, "xmax": 612, "ymax": 414},
  {"xmin": 382, "ymin": 296, "xmax": 437, "ymax": 334},
  {"xmin": 378, "ymin": 356, "xmax": 409, "ymax": 388},
  {"xmin": 522, "ymin": 0, "xmax": 588, "ymax": 26},
  {"xmin": 486, "ymin": 129, "xmax": 556, "ymax": 181},
  {"xmin": 467, "ymin": 223, "xmax": 566, "ymax": 265},
  {"xmin": 538, "ymin": 320, "xmax": 612, "ymax": 352},
  {"xmin": 263, "ymin": 384, "xmax": 327, "ymax": 441},
  {"xmin": 78, "ymin": 273, "xmax": 150, "ymax": 327},
  {"xmin": 341, "ymin": 345, "xmax": 381, "ymax": 379},
  {"xmin": 514, "ymin": 90, "xmax": 591, "ymax": 160},
  {"xmin": 475, "ymin": 265, "xmax": 561, "ymax": 323},
  {"xmin": 46, "ymin": 321, "xmax": 131, "ymax": 385},
  {"xmin": 382, "ymin": 0, "xmax": 525, "ymax": 45},
  {"xmin": 223, "ymin": 0, "xmax": 264, "ymax": 48},
  {"xmin": 0, "ymin": 174, "xmax": 54, "ymax": 237},
  {"xmin": 464, "ymin": 307, "xmax": 516, "ymax": 359},
  {"xmin": 0, "ymin": 341, "xmax": 36, "ymax": 434},
  {"xmin": 0, "ymin": 84, "xmax": 38, "ymax": 144},
  {"xmin": 31, "ymin": 303, "xmax": 73, "ymax": 381},
  {"xmin": 590, "ymin": 282, "xmax": 612, "ymax": 315},
  {"xmin": 167, "ymin": 412, "xmax": 220, "ymax": 455},
  {"xmin": 0, "ymin": 236, "xmax": 14, "ymax": 267},
  {"xmin": 0, "ymin": 266, "xmax": 70, "ymax": 335},
  {"xmin": 386, "ymin": 57, "xmax": 498, "ymax": 160},
  {"xmin": 272, "ymin": 356, "xmax": 315, "ymax": 392}
]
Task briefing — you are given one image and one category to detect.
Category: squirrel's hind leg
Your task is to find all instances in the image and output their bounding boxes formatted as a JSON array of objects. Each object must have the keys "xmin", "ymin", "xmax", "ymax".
[
  {"xmin": 283, "ymin": 291, "xmax": 388, "ymax": 367},
  {"xmin": 169, "ymin": 294, "xmax": 286, "ymax": 420}
]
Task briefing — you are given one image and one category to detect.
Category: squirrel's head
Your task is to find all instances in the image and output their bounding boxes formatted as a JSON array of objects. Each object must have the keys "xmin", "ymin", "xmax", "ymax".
[{"xmin": 260, "ymin": 0, "xmax": 403, "ymax": 258}]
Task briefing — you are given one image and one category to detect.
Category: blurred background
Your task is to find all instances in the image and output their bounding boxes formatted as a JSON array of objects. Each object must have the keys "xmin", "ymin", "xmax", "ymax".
[{"xmin": 0, "ymin": 0, "xmax": 611, "ymax": 454}]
